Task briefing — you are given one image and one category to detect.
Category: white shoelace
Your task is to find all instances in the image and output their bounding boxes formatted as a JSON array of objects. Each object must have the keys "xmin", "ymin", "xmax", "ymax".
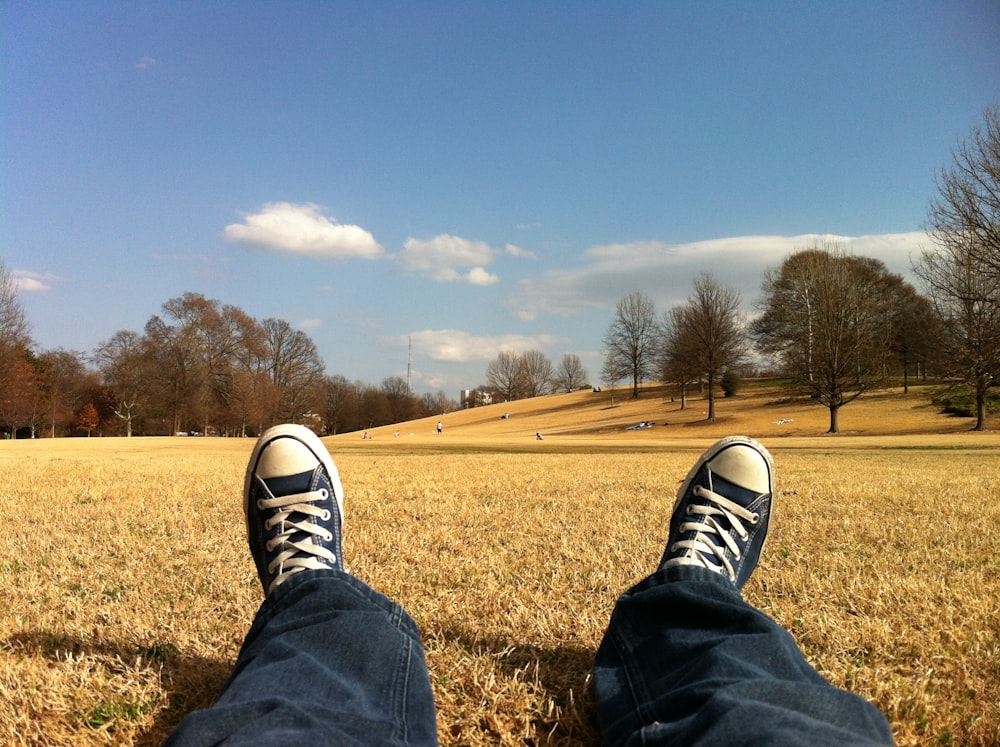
[
  {"xmin": 663, "ymin": 484, "xmax": 760, "ymax": 583},
  {"xmin": 258, "ymin": 488, "xmax": 338, "ymax": 594}
]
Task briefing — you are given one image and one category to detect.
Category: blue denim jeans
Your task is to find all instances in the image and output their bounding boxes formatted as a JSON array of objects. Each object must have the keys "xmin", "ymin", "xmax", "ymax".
[
  {"xmin": 592, "ymin": 565, "xmax": 895, "ymax": 746},
  {"xmin": 164, "ymin": 570, "xmax": 438, "ymax": 746},
  {"xmin": 167, "ymin": 567, "xmax": 894, "ymax": 746}
]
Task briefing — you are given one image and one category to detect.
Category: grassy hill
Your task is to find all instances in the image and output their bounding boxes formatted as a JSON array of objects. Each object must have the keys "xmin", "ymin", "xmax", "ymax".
[{"xmin": 332, "ymin": 381, "xmax": 998, "ymax": 453}]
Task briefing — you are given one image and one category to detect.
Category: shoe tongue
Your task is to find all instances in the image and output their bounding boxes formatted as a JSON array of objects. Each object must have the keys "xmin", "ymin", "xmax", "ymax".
[
  {"xmin": 264, "ymin": 469, "xmax": 315, "ymax": 499},
  {"xmin": 707, "ymin": 471, "xmax": 760, "ymax": 508}
]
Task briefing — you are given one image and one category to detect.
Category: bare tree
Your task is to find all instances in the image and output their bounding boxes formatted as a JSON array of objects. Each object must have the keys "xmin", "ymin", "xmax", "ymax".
[
  {"xmin": 486, "ymin": 350, "xmax": 523, "ymax": 401},
  {"xmin": 915, "ymin": 239, "xmax": 1000, "ymax": 430},
  {"xmin": 518, "ymin": 349, "xmax": 554, "ymax": 398},
  {"xmin": 918, "ymin": 104, "xmax": 1000, "ymax": 430},
  {"xmin": 94, "ymin": 330, "xmax": 147, "ymax": 436},
  {"xmin": 553, "ymin": 353, "xmax": 588, "ymax": 393},
  {"xmin": 381, "ymin": 375, "xmax": 417, "ymax": 423},
  {"xmin": 603, "ymin": 291, "xmax": 657, "ymax": 398},
  {"xmin": 927, "ymin": 103, "xmax": 1000, "ymax": 278},
  {"xmin": 668, "ymin": 273, "xmax": 747, "ymax": 421},
  {"xmin": 754, "ymin": 244, "xmax": 891, "ymax": 433}
]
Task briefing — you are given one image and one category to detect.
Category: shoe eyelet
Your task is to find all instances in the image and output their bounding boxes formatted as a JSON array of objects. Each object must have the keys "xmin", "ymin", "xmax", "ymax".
[
  {"xmin": 325, "ymin": 532, "xmax": 333, "ymax": 542},
  {"xmin": 750, "ymin": 513, "xmax": 760, "ymax": 525},
  {"xmin": 320, "ymin": 488, "xmax": 329, "ymax": 499},
  {"xmin": 257, "ymin": 499, "xmax": 266, "ymax": 509},
  {"xmin": 320, "ymin": 510, "xmax": 331, "ymax": 521}
]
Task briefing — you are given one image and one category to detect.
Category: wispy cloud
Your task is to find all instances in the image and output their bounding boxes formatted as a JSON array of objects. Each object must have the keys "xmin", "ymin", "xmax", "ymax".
[
  {"xmin": 508, "ymin": 232, "xmax": 929, "ymax": 320},
  {"xmin": 401, "ymin": 329, "xmax": 564, "ymax": 363},
  {"xmin": 298, "ymin": 319, "xmax": 322, "ymax": 329},
  {"xmin": 224, "ymin": 202, "xmax": 385, "ymax": 260},
  {"xmin": 397, "ymin": 234, "xmax": 501, "ymax": 284},
  {"xmin": 135, "ymin": 56, "xmax": 158, "ymax": 70},
  {"xmin": 12, "ymin": 270, "xmax": 61, "ymax": 292}
]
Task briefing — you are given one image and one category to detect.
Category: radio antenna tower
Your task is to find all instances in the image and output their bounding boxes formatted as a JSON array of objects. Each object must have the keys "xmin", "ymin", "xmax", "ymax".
[{"xmin": 406, "ymin": 335, "xmax": 412, "ymax": 393}]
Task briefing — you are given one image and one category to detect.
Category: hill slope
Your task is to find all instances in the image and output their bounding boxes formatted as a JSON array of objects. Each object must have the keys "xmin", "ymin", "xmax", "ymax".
[{"xmin": 331, "ymin": 382, "xmax": 998, "ymax": 452}]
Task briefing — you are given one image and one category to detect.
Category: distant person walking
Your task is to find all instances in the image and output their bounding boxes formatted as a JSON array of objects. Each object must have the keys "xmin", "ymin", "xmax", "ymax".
[{"xmin": 436, "ymin": 421, "xmax": 443, "ymax": 435}]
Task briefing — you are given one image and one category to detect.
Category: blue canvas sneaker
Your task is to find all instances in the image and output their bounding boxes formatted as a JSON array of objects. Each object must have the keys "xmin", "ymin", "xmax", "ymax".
[
  {"xmin": 244, "ymin": 424, "xmax": 345, "ymax": 596},
  {"xmin": 660, "ymin": 436, "xmax": 774, "ymax": 589}
]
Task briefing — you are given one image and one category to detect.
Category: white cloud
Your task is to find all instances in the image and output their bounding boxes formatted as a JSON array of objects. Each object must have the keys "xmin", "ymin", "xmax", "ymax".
[
  {"xmin": 466, "ymin": 267, "xmax": 500, "ymax": 286},
  {"xmin": 509, "ymin": 232, "xmax": 929, "ymax": 320},
  {"xmin": 135, "ymin": 56, "xmax": 158, "ymax": 69},
  {"xmin": 298, "ymin": 319, "xmax": 322, "ymax": 329},
  {"xmin": 224, "ymin": 202, "xmax": 385, "ymax": 260},
  {"xmin": 12, "ymin": 270, "xmax": 60, "ymax": 292},
  {"xmin": 505, "ymin": 243, "xmax": 537, "ymax": 259},
  {"xmin": 402, "ymin": 329, "xmax": 564, "ymax": 363},
  {"xmin": 397, "ymin": 234, "xmax": 501, "ymax": 284}
]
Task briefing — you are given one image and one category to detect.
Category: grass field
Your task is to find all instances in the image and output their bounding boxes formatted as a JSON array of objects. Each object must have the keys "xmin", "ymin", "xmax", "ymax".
[{"xmin": 1, "ymin": 385, "xmax": 998, "ymax": 745}]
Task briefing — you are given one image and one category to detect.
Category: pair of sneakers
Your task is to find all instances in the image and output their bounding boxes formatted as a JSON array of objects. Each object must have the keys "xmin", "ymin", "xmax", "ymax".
[{"xmin": 245, "ymin": 426, "xmax": 774, "ymax": 596}]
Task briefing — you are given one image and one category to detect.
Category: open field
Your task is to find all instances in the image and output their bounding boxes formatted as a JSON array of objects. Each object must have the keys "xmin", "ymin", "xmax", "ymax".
[{"xmin": 1, "ymin": 385, "xmax": 998, "ymax": 745}]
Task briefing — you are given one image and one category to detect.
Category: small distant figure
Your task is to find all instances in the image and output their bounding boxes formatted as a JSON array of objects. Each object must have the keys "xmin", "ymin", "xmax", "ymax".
[
  {"xmin": 362, "ymin": 431, "xmax": 370, "ymax": 440},
  {"xmin": 502, "ymin": 413, "xmax": 510, "ymax": 420},
  {"xmin": 536, "ymin": 432, "xmax": 544, "ymax": 440},
  {"xmin": 436, "ymin": 421, "xmax": 443, "ymax": 435},
  {"xmin": 395, "ymin": 430, "xmax": 400, "ymax": 438}
]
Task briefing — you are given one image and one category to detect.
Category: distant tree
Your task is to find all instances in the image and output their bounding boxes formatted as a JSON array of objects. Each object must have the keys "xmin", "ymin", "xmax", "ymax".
[
  {"xmin": 518, "ymin": 349, "xmax": 554, "ymax": 398},
  {"xmin": 486, "ymin": 350, "xmax": 524, "ymax": 401},
  {"xmin": 260, "ymin": 318, "xmax": 325, "ymax": 424},
  {"xmin": 926, "ymin": 103, "xmax": 1000, "ymax": 279},
  {"xmin": 668, "ymin": 273, "xmax": 747, "ymax": 421},
  {"xmin": 915, "ymin": 238, "xmax": 1000, "ymax": 431},
  {"xmin": 753, "ymin": 244, "xmax": 894, "ymax": 433},
  {"xmin": 553, "ymin": 353, "xmax": 588, "ymax": 393},
  {"xmin": 657, "ymin": 305, "xmax": 701, "ymax": 410},
  {"xmin": 37, "ymin": 348, "xmax": 90, "ymax": 437},
  {"xmin": 381, "ymin": 376, "xmax": 417, "ymax": 423},
  {"xmin": 603, "ymin": 291, "xmax": 657, "ymax": 398},
  {"xmin": 94, "ymin": 330, "xmax": 148, "ymax": 437},
  {"xmin": 601, "ymin": 349, "xmax": 628, "ymax": 406},
  {"xmin": 419, "ymin": 390, "xmax": 455, "ymax": 417},
  {"xmin": 917, "ymin": 104, "xmax": 1000, "ymax": 430},
  {"xmin": 76, "ymin": 402, "xmax": 100, "ymax": 437}
]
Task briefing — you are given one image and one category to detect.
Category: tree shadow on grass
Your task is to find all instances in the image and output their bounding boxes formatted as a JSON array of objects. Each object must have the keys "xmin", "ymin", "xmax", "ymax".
[{"xmin": 3, "ymin": 629, "xmax": 232, "ymax": 745}]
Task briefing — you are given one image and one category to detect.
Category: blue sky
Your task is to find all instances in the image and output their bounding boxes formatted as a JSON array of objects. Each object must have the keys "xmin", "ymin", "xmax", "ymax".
[{"xmin": 3, "ymin": 2, "xmax": 999, "ymax": 394}]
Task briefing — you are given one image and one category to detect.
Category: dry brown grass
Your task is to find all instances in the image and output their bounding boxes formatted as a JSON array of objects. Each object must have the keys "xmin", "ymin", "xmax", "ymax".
[{"xmin": 1, "ymin": 385, "xmax": 998, "ymax": 745}]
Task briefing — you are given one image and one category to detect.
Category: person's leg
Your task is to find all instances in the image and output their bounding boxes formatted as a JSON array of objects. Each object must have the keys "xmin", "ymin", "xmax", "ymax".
[
  {"xmin": 165, "ymin": 425, "xmax": 438, "ymax": 746},
  {"xmin": 592, "ymin": 436, "xmax": 894, "ymax": 747}
]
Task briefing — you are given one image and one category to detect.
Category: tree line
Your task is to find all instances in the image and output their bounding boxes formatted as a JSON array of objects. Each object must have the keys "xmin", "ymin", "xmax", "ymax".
[{"xmin": 0, "ymin": 286, "xmax": 457, "ymax": 438}]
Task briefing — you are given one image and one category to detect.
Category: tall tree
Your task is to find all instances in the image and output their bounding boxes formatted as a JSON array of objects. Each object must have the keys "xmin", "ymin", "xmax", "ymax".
[
  {"xmin": 603, "ymin": 291, "xmax": 657, "ymax": 398},
  {"xmin": 553, "ymin": 353, "xmax": 588, "ymax": 393},
  {"xmin": 658, "ymin": 305, "xmax": 701, "ymax": 411},
  {"xmin": 753, "ymin": 244, "xmax": 893, "ymax": 433},
  {"xmin": 518, "ymin": 349, "xmax": 554, "ymax": 398},
  {"xmin": 918, "ymin": 104, "xmax": 1000, "ymax": 430},
  {"xmin": 927, "ymin": 103, "xmax": 1000, "ymax": 278},
  {"xmin": 669, "ymin": 273, "xmax": 747, "ymax": 421},
  {"xmin": 94, "ymin": 330, "xmax": 148, "ymax": 437},
  {"xmin": 486, "ymin": 350, "xmax": 524, "ymax": 402},
  {"xmin": 260, "ymin": 318, "xmax": 325, "ymax": 424}
]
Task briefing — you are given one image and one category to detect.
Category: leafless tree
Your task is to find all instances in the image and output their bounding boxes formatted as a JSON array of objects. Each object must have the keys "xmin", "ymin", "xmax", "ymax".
[
  {"xmin": 753, "ymin": 243, "xmax": 892, "ymax": 433},
  {"xmin": 666, "ymin": 273, "xmax": 747, "ymax": 421},
  {"xmin": 518, "ymin": 349, "xmax": 554, "ymax": 398},
  {"xmin": 927, "ymin": 103, "xmax": 1000, "ymax": 278},
  {"xmin": 603, "ymin": 291, "xmax": 657, "ymax": 398},
  {"xmin": 486, "ymin": 350, "xmax": 524, "ymax": 401},
  {"xmin": 918, "ymin": 104, "xmax": 1000, "ymax": 430},
  {"xmin": 553, "ymin": 353, "xmax": 588, "ymax": 393},
  {"xmin": 94, "ymin": 330, "xmax": 147, "ymax": 436}
]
